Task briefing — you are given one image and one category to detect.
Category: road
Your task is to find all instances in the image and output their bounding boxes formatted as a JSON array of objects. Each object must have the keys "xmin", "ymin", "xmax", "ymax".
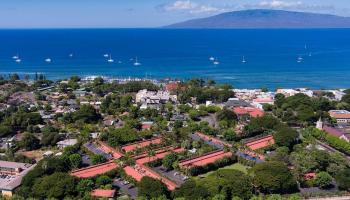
[
  {"xmin": 315, "ymin": 140, "xmax": 350, "ymax": 161},
  {"xmin": 308, "ymin": 196, "xmax": 350, "ymax": 200}
]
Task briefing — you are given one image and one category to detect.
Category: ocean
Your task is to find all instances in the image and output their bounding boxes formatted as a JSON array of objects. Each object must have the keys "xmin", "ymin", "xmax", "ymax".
[{"xmin": 0, "ymin": 28, "xmax": 350, "ymax": 89}]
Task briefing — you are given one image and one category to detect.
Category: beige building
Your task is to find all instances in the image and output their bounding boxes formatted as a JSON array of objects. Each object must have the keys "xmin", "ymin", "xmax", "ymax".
[{"xmin": 329, "ymin": 110, "xmax": 350, "ymax": 124}]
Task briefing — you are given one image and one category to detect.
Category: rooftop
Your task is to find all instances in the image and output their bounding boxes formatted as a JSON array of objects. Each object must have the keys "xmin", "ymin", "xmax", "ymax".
[
  {"xmin": 323, "ymin": 125, "xmax": 350, "ymax": 140},
  {"xmin": 71, "ymin": 160, "xmax": 118, "ymax": 178},
  {"xmin": 0, "ymin": 162, "xmax": 35, "ymax": 191},
  {"xmin": 91, "ymin": 189, "xmax": 116, "ymax": 198},
  {"xmin": 329, "ymin": 110, "xmax": 350, "ymax": 119},
  {"xmin": 245, "ymin": 135, "xmax": 275, "ymax": 150},
  {"xmin": 121, "ymin": 137, "xmax": 162, "ymax": 153},
  {"xmin": 0, "ymin": 160, "xmax": 32, "ymax": 170},
  {"xmin": 233, "ymin": 107, "xmax": 264, "ymax": 118},
  {"xmin": 179, "ymin": 150, "xmax": 232, "ymax": 168}
]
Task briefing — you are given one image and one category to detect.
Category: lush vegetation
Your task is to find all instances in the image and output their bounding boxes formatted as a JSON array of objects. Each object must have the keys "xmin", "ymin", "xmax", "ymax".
[
  {"xmin": 1, "ymin": 76, "xmax": 350, "ymax": 200},
  {"xmin": 270, "ymin": 93, "xmax": 335, "ymax": 125},
  {"xmin": 176, "ymin": 79, "xmax": 235, "ymax": 104},
  {"xmin": 251, "ymin": 161, "xmax": 298, "ymax": 194}
]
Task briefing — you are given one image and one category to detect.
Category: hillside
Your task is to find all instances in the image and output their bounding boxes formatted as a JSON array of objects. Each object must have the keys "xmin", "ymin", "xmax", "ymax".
[{"xmin": 165, "ymin": 9, "xmax": 350, "ymax": 28}]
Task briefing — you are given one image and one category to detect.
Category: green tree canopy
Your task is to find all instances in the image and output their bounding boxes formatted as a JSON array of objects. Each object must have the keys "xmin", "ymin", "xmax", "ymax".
[
  {"xmin": 314, "ymin": 172, "xmax": 333, "ymax": 189},
  {"xmin": 19, "ymin": 133, "xmax": 40, "ymax": 151},
  {"xmin": 69, "ymin": 153, "xmax": 82, "ymax": 169},
  {"xmin": 198, "ymin": 169, "xmax": 253, "ymax": 200},
  {"xmin": 73, "ymin": 104, "xmax": 101, "ymax": 123},
  {"xmin": 138, "ymin": 177, "xmax": 169, "ymax": 199},
  {"xmin": 31, "ymin": 172, "xmax": 77, "ymax": 199},
  {"xmin": 251, "ymin": 161, "xmax": 298, "ymax": 194},
  {"xmin": 335, "ymin": 168, "xmax": 350, "ymax": 191},
  {"xmin": 173, "ymin": 180, "xmax": 209, "ymax": 200},
  {"xmin": 273, "ymin": 126, "xmax": 298, "ymax": 149}
]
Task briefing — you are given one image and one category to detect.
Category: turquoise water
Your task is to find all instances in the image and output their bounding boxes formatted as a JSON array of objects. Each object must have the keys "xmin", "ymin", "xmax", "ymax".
[{"xmin": 0, "ymin": 29, "xmax": 350, "ymax": 89}]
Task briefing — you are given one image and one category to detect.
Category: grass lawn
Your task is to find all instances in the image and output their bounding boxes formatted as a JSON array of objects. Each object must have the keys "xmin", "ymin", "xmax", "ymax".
[{"xmin": 195, "ymin": 163, "xmax": 249, "ymax": 179}]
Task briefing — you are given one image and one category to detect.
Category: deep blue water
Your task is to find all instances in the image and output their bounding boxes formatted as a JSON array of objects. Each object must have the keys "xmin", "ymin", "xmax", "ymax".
[{"xmin": 0, "ymin": 29, "xmax": 350, "ymax": 89}]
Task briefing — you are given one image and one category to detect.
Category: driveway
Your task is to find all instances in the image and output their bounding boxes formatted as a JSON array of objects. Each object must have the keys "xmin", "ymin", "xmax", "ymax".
[{"xmin": 200, "ymin": 113, "xmax": 218, "ymax": 128}]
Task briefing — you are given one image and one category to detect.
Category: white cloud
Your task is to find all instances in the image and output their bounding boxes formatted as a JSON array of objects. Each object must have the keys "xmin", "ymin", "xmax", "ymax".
[
  {"xmin": 163, "ymin": 0, "xmax": 223, "ymax": 14},
  {"xmin": 159, "ymin": 0, "xmax": 338, "ymax": 16},
  {"xmin": 255, "ymin": 0, "xmax": 335, "ymax": 12},
  {"xmin": 259, "ymin": 0, "xmax": 303, "ymax": 9},
  {"xmin": 164, "ymin": 1, "xmax": 197, "ymax": 11}
]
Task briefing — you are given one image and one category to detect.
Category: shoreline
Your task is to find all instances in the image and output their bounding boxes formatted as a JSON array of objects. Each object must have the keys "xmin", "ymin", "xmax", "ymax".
[{"xmin": 1, "ymin": 73, "xmax": 347, "ymax": 91}]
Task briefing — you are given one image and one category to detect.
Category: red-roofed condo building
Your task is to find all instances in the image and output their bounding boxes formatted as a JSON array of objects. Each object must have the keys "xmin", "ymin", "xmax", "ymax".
[
  {"xmin": 245, "ymin": 135, "xmax": 275, "ymax": 150},
  {"xmin": 179, "ymin": 150, "xmax": 233, "ymax": 169},
  {"xmin": 71, "ymin": 161, "xmax": 118, "ymax": 178}
]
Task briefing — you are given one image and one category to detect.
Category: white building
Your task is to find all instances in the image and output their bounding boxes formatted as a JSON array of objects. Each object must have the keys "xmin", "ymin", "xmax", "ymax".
[
  {"xmin": 276, "ymin": 88, "xmax": 313, "ymax": 97},
  {"xmin": 136, "ymin": 89, "xmax": 177, "ymax": 105},
  {"xmin": 327, "ymin": 90, "xmax": 346, "ymax": 101},
  {"xmin": 57, "ymin": 139, "xmax": 78, "ymax": 149}
]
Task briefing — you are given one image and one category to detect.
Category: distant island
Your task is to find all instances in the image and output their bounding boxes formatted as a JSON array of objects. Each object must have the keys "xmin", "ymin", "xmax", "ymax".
[{"xmin": 164, "ymin": 9, "xmax": 350, "ymax": 29}]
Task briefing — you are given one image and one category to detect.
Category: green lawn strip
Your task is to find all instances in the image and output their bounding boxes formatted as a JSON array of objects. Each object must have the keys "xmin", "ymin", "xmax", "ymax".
[{"xmin": 194, "ymin": 163, "xmax": 248, "ymax": 179}]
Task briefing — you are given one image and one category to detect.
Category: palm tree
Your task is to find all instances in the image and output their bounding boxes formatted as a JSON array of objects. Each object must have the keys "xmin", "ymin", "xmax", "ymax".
[{"xmin": 148, "ymin": 149, "xmax": 156, "ymax": 163}]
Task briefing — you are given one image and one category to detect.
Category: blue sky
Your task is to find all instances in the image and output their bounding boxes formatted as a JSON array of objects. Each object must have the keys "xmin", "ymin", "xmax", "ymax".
[{"xmin": 1, "ymin": 0, "xmax": 349, "ymax": 28}]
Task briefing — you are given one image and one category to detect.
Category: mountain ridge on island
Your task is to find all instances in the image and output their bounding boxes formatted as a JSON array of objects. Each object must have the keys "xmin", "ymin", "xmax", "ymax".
[{"xmin": 164, "ymin": 9, "xmax": 350, "ymax": 29}]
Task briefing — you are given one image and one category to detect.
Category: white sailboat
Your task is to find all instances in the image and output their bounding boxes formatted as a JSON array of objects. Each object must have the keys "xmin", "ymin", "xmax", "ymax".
[
  {"xmin": 69, "ymin": 53, "xmax": 74, "ymax": 58},
  {"xmin": 242, "ymin": 56, "xmax": 247, "ymax": 63},
  {"xmin": 209, "ymin": 56, "xmax": 215, "ymax": 61},
  {"xmin": 213, "ymin": 58, "xmax": 220, "ymax": 65},
  {"xmin": 45, "ymin": 58, "xmax": 52, "ymax": 63},
  {"xmin": 15, "ymin": 58, "xmax": 21, "ymax": 63},
  {"xmin": 107, "ymin": 55, "xmax": 114, "ymax": 63},
  {"xmin": 12, "ymin": 54, "xmax": 19, "ymax": 60},
  {"xmin": 297, "ymin": 56, "xmax": 303, "ymax": 63},
  {"xmin": 134, "ymin": 57, "xmax": 141, "ymax": 66},
  {"xmin": 103, "ymin": 54, "xmax": 109, "ymax": 58}
]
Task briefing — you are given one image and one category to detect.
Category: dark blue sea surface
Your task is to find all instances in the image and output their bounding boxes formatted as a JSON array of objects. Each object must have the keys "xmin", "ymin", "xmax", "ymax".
[{"xmin": 0, "ymin": 29, "xmax": 350, "ymax": 89}]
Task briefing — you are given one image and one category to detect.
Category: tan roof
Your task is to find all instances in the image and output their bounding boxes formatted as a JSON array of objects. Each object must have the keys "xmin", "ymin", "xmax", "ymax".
[{"xmin": 0, "ymin": 160, "xmax": 32, "ymax": 170}]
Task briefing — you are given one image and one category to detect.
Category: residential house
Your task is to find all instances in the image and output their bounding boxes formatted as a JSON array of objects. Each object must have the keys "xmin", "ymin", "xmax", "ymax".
[
  {"xmin": 252, "ymin": 97, "xmax": 274, "ymax": 110},
  {"xmin": 136, "ymin": 89, "xmax": 177, "ymax": 110},
  {"xmin": 57, "ymin": 139, "xmax": 78, "ymax": 149}
]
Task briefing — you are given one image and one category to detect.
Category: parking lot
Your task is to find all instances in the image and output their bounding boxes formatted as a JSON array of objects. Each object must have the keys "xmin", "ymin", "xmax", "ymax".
[
  {"xmin": 113, "ymin": 178, "xmax": 138, "ymax": 199},
  {"xmin": 84, "ymin": 142, "xmax": 113, "ymax": 160},
  {"xmin": 0, "ymin": 174, "xmax": 16, "ymax": 190},
  {"xmin": 153, "ymin": 166, "xmax": 188, "ymax": 185}
]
